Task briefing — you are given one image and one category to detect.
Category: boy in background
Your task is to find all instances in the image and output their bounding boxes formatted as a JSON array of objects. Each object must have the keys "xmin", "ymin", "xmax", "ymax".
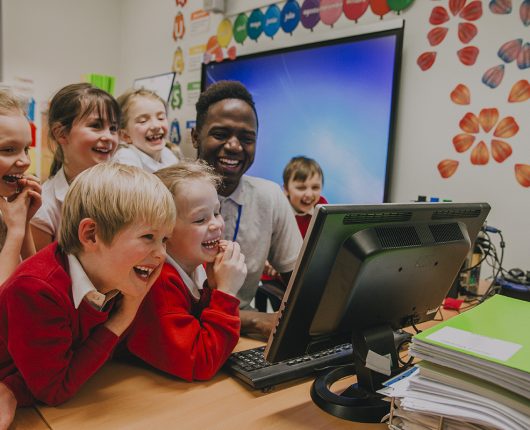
[
  {"xmin": 257, "ymin": 156, "xmax": 327, "ymax": 311},
  {"xmin": 0, "ymin": 163, "xmax": 175, "ymax": 423},
  {"xmin": 127, "ymin": 161, "xmax": 246, "ymax": 381},
  {"xmin": 283, "ymin": 156, "xmax": 327, "ymax": 238}
]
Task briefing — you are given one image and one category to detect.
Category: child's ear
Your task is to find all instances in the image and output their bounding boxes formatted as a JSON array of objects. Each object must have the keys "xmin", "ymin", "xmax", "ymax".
[
  {"xmin": 78, "ymin": 218, "xmax": 99, "ymax": 250},
  {"xmin": 283, "ymin": 184, "xmax": 289, "ymax": 198},
  {"xmin": 51, "ymin": 123, "xmax": 67, "ymax": 146},
  {"xmin": 119, "ymin": 129, "xmax": 132, "ymax": 144}
]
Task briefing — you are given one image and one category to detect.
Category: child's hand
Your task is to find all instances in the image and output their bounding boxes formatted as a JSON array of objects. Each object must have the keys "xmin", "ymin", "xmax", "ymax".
[
  {"xmin": 16, "ymin": 175, "xmax": 42, "ymax": 222},
  {"xmin": 0, "ymin": 192, "xmax": 31, "ymax": 237},
  {"xmin": 0, "ymin": 175, "xmax": 42, "ymax": 232},
  {"xmin": 105, "ymin": 263, "xmax": 163, "ymax": 336},
  {"xmin": 263, "ymin": 260, "xmax": 278, "ymax": 278},
  {"xmin": 207, "ymin": 241, "xmax": 247, "ymax": 297},
  {"xmin": 0, "ymin": 383, "xmax": 16, "ymax": 430}
]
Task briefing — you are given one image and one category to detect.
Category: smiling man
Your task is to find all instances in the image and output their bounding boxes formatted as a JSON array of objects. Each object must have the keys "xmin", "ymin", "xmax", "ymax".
[{"xmin": 192, "ymin": 81, "xmax": 302, "ymax": 339}]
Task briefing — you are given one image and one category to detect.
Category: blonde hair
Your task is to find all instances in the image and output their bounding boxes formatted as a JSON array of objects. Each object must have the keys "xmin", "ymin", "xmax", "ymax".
[
  {"xmin": 0, "ymin": 88, "xmax": 26, "ymax": 116},
  {"xmin": 117, "ymin": 87, "xmax": 167, "ymax": 130},
  {"xmin": 59, "ymin": 163, "xmax": 176, "ymax": 254},
  {"xmin": 154, "ymin": 160, "xmax": 221, "ymax": 215}
]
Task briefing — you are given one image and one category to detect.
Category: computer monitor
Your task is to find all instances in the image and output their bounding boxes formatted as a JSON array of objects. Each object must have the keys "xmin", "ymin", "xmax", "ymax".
[{"xmin": 264, "ymin": 202, "xmax": 491, "ymax": 422}]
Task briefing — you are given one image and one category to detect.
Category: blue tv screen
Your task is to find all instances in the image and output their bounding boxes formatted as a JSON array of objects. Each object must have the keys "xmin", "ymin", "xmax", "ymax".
[{"xmin": 201, "ymin": 27, "xmax": 403, "ymax": 204}]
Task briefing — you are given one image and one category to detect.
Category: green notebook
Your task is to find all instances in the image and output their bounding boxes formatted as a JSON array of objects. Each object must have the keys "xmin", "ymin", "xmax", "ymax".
[{"xmin": 413, "ymin": 295, "xmax": 530, "ymax": 374}]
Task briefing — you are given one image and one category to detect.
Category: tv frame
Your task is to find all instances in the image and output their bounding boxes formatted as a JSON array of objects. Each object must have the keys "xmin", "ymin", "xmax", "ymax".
[{"xmin": 201, "ymin": 23, "xmax": 404, "ymax": 204}]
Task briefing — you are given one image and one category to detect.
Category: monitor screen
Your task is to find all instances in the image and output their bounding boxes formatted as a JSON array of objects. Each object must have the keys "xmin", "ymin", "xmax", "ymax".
[
  {"xmin": 201, "ymin": 26, "xmax": 403, "ymax": 204},
  {"xmin": 265, "ymin": 202, "xmax": 490, "ymax": 363},
  {"xmin": 263, "ymin": 201, "xmax": 490, "ymax": 422},
  {"xmin": 133, "ymin": 72, "xmax": 176, "ymax": 103}
]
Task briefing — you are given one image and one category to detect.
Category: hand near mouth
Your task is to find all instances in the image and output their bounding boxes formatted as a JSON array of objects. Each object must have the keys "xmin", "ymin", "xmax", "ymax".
[
  {"xmin": 205, "ymin": 241, "xmax": 247, "ymax": 297},
  {"xmin": 11, "ymin": 175, "xmax": 42, "ymax": 221},
  {"xmin": 104, "ymin": 263, "xmax": 163, "ymax": 336},
  {"xmin": 1, "ymin": 180, "xmax": 41, "ymax": 235}
]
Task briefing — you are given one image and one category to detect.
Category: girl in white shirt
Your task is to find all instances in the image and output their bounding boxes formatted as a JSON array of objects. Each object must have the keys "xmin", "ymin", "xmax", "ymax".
[
  {"xmin": 114, "ymin": 88, "xmax": 180, "ymax": 173},
  {"xmin": 31, "ymin": 83, "xmax": 120, "ymax": 251}
]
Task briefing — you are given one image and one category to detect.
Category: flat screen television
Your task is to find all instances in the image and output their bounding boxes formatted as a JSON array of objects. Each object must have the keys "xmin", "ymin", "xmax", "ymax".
[
  {"xmin": 264, "ymin": 202, "xmax": 491, "ymax": 422},
  {"xmin": 201, "ymin": 24, "xmax": 403, "ymax": 204}
]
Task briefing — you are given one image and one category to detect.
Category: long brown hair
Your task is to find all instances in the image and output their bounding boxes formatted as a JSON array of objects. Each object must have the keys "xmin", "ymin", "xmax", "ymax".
[{"xmin": 48, "ymin": 83, "xmax": 120, "ymax": 177}]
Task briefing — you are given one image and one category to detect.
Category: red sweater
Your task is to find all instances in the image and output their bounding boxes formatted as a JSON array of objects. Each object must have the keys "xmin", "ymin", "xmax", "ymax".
[
  {"xmin": 295, "ymin": 196, "xmax": 328, "ymax": 238},
  {"xmin": 126, "ymin": 262, "xmax": 240, "ymax": 381},
  {"xmin": 0, "ymin": 243, "xmax": 119, "ymax": 406}
]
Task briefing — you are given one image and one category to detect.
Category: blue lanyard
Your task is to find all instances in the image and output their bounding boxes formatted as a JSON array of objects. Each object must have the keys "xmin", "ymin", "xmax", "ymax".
[{"xmin": 233, "ymin": 204, "xmax": 242, "ymax": 242}]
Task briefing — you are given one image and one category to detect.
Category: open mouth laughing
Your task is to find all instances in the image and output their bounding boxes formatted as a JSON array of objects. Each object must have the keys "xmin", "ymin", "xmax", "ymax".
[
  {"xmin": 133, "ymin": 265, "xmax": 156, "ymax": 280},
  {"xmin": 202, "ymin": 238, "xmax": 220, "ymax": 250},
  {"xmin": 218, "ymin": 157, "xmax": 242, "ymax": 171},
  {"xmin": 92, "ymin": 146, "xmax": 114, "ymax": 157},
  {"xmin": 2, "ymin": 173, "xmax": 24, "ymax": 185},
  {"xmin": 146, "ymin": 132, "xmax": 165, "ymax": 143}
]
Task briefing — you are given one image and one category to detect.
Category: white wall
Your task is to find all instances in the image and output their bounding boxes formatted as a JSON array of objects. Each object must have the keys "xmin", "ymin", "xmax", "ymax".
[
  {"xmin": 2, "ymin": 0, "xmax": 529, "ymax": 271},
  {"xmin": 3, "ymin": 0, "xmax": 121, "ymax": 104}
]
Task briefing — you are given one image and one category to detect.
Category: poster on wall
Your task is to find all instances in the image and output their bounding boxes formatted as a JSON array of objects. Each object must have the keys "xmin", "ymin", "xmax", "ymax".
[
  {"xmin": 188, "ymin": 44, "xmax": 206, "ymax": 71},
  {"xmin": 186, "ymin": 81, "xmax": 201, "ymax": 106},
  {"xmin": 190, "ymin": 9, "xmax": 210, "ymax": 35}
]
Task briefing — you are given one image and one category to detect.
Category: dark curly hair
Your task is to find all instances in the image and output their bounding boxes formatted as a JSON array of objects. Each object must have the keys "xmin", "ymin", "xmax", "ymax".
[{"xmin": 195, "ymin": 80, "xmax": 258, "ymax": 131}]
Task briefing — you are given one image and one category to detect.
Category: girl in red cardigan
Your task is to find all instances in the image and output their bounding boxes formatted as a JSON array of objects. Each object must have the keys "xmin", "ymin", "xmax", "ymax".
[{"xmin": 126, "ymin": 161, "xmax": 247, "ymax": 381}]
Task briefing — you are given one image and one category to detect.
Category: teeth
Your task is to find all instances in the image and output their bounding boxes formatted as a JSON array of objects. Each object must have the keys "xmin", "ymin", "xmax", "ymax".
[
  {"xmin": 202, "ymin": 239, "xmax": 220, "ymax": 249},
  {"xmin": 146, "ymin": 133, "xmax": 164, "ymax": 141},
  {"xmin": 219, "ymin": 158, "xmax": 240, "ymax": 166},
  {"xmin": 134, "ymin": 265, "xmax": 154, "ymax": 278},
  {"xmin": 93, "ymin": 147, "xmax": 112, "ymax": 153},
  {"xmin": 2, "ymin": 174, "xmax": 23, "ymax": 183}
]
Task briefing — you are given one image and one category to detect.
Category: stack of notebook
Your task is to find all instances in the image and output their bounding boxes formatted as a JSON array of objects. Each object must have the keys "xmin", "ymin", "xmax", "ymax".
[{"xmin": 380, "ymin": 295, "xmax": 530, "ymax": 430}]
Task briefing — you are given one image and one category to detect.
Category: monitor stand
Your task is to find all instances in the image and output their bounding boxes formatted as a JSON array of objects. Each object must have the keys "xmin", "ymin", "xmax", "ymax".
[{"xmin": 310, "ymin": 324, "xmax": 398, "ymax": 423}]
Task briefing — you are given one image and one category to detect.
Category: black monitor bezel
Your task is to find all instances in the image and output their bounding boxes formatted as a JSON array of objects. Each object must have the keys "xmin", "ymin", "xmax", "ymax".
[{"xmin": 265, "ymin": 202, "xmax": 491, "ymax": 363}]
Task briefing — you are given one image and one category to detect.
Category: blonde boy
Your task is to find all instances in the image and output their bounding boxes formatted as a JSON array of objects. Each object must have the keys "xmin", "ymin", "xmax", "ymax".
[
  {"xmin": 0, "ymin": 163, "xmax": 175, "ymax": 419},
  {"xmin": 127, "ymin": 161, "xmax": 246, "ymax": 381}
]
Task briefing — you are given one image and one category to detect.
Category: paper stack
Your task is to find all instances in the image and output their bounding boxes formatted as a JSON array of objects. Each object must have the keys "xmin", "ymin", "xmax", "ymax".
[{"xmin": 381, "ymin": 295, "xmax": 530, "ymax": 430}]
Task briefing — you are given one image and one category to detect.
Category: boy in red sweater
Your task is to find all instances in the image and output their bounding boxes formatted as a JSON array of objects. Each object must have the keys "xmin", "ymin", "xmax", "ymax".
[
  {"xmin": 126, "ymin": 161, "xmax": 246, "ymax": 381},
  {"xmin": 283, "ymin": 156, "xmax": 327, "ymax": 238},
  {"xmin": 0, "ymin": 163, "xmax": 175, "ymax": 421}
]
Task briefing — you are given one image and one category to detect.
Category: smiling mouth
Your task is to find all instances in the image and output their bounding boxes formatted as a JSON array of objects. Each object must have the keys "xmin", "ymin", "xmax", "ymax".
[
  {"xmin": 202, "ymin": 238, "xmax": 220, "ymax": 249},
  {"xmin": 218, "ymin": 158, "xmax": 242, "ymax": 169},
  {"xmin": 92, "ymin": 147, "xmax": 113, "ymax": 155},
  {"xmin": 2, "ymin": 174, "xmax": 24, "ymax": 184},
  {"xmin": 133, "ymin": 265, "xmax": 155, "ymax": 279},
  {"xmin": 146, "ymin": 133, "xmax": 164, "ymax": 142}
]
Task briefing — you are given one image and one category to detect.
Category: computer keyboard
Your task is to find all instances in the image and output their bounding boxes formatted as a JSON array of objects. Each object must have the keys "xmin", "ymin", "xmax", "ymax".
[{"xmin": 224, "ymin": 343, "xmax": 354, "ymax": 390}]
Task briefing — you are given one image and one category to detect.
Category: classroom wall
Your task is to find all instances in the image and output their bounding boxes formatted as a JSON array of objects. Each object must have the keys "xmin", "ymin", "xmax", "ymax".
[{"xmin": 2, "ymin": 0, "xmax": 529, "ymax": 271}]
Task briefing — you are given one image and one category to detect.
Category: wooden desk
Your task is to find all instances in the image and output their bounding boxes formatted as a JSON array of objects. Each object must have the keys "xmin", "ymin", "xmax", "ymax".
[
  {"xmin": 28, "ymin": 306, "xmax": 462, "ymax": 430},
  {"xmin": 10, "ymin": 407, "xmax": 48, "ymax": 430},
  {"xmin": 36, "ymin": 337, "xmax": 386, "ymax": 430}
]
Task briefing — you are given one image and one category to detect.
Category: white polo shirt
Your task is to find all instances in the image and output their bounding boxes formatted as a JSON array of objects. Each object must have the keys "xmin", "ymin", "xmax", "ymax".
[
  {"xmin": 30, "ymin": 168, "xmax": 69, "ymax": 239},
  {"xmin": 113, "ymin": 145, "xmax": 179, "ymax": 173},
  {"xmin": 219, "ymin": 175, "xmax": 302, "ymax": 309}
]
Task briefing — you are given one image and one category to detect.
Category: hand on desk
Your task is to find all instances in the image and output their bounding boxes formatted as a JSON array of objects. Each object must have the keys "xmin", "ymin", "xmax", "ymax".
[
  {"xmin": 0, "ymin": 383, "xmax": 16, "ymax": 430},
  {"xmin": 240, "ymin": 310, "xmax": 277, "ymax": 340}
]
